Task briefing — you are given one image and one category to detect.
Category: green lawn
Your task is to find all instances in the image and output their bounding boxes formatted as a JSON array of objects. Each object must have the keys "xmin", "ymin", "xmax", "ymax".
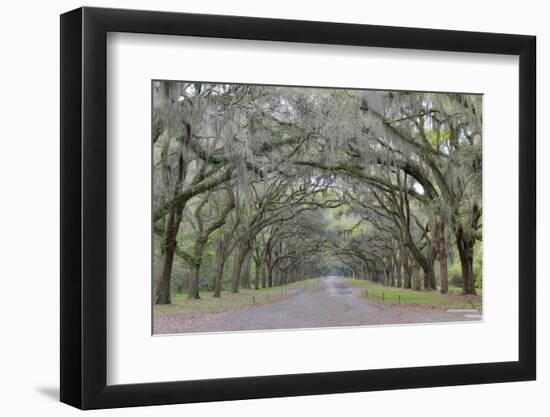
[
  {"xmin": 154, "ymin": 278, "xmax": 321, "ymax": 316},
  {"xmin": 344, "ymin": 278, "xmax": 482, "ymax": 310}
]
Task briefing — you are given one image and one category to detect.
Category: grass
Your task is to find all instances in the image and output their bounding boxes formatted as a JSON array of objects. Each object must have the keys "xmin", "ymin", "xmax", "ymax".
[
  {"xmin": 154, "ymin": 278, "xmax": 322, "ymax": 316},
  {"xmin": 344, "ymin": 278, "xmax": 482, "ymax": 311}
]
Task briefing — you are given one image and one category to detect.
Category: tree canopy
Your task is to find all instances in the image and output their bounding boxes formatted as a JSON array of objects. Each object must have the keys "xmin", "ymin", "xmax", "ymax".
[{"xmin": 152, "ymin": 81, "xmax": 482, "ymax": 304}]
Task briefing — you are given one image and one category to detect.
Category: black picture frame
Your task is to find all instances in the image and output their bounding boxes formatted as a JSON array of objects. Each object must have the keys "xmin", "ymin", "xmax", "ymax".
[{"xmin": 60, "ymin": 6, "xmax": 536, "ymax": 410}]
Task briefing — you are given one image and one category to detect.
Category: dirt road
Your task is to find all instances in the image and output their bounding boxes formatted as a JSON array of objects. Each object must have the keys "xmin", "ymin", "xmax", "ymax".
[{"xmin": 154, "ymin": 276, "xmax": 480, "ymax": 334}]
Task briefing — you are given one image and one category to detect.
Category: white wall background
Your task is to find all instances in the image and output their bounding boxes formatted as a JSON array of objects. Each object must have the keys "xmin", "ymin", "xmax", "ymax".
[{"xmin": 0, "ymin": 0, "xmax": 545, "ymax": 415}]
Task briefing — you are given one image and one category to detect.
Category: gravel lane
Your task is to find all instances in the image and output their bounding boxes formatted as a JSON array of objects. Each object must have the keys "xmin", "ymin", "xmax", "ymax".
[{"xmin": 153, "ymin": 276, "xmax": 480, "ymax": 334}]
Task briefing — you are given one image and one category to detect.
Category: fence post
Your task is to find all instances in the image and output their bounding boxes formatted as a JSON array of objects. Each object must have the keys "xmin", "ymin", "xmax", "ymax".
[
  {"xmin": 382, "ymin": 292, "xmax": 385, "ymax": 302},
  {"xmin": 398, "ymin": 294, "xmax": 401, "ymax": 304},
  {"xmin": 252, "ymin": 296, "xmax": 256, "ymax": 305}
]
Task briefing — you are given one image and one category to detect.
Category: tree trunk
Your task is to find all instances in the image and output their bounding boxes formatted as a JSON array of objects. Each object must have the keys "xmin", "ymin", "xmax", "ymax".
[
  {"xmin": 282, "ymin": 271, "xmax": 288, "ymax": 285},
  {"xmin": 439, "ymin": 253, "xmax": 449, "ymax": 294},
  {"xmin": 423, "ymin": 267, "xmax": 435, "ymax": 291},
  {"xmin": 422, "ymin": 249, "xmax": 436, "ymax": 291},
  {"xmin": 231, "ymin": 246, "xmax": 249, "ymax": 293},
  {"xmin": 435, "ymin": 222, "xmax": 449, "ymax": 294},
  {"xmin": 402, "ymin": 250, "xmax": 412, "ymax": 289},
  {"xmin": 404, "ymin": 227, "xmax": 435, "ymax": 290},
  {"xmin": 241, "ymin": 251, "xmax": 252, "ymax": 289},
  {"xmin": 412, "ymin": 260, "xmax": 421, "ymax": 290},
  {"xmin": 385, "ymin": 255, "xmax": 394, "ymax": 287},
  {"xmin": 188, "ymin": 264, "xmax": 200, "ymax": 299},
  {"xmin": 396, "ymin": 260, "xmax": 402, "ymax": 287},
  {"xmin": 394, "ymin": 250, "xmax": 402, "ymax": 287},
  {"xmin": 153, "ymin": 206, "xmax": 182, "ymax": 304},
  {"xmin": 260, "ymin": 263, "xmax": 267, "ymax": 288},
  {"xmin": 253, "ymin": 256, "xmax": 262, "ymax": 290},
  {"xmin": 213, "ymin": 250, "xmax": 226, "ymax": 297},
  {"xmin": 267, "ymin": 265, "xmax": 273, "ymax": 287},
  {"xmin": 273, "ymin": 268, "xmax": 280, "ymax": 286},
  {"xmin": 457, "ymin": 226, "xmax": 477, "ymax": 295},
  {"xmin": 187, "ymin": 239, "xmax": 207, "ymax": 299}
]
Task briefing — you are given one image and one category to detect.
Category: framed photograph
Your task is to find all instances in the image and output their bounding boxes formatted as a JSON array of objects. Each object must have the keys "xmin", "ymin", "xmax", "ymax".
[{"xmin": 60, "ymin": 6, "xmax": 536, "ymax": 409}]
